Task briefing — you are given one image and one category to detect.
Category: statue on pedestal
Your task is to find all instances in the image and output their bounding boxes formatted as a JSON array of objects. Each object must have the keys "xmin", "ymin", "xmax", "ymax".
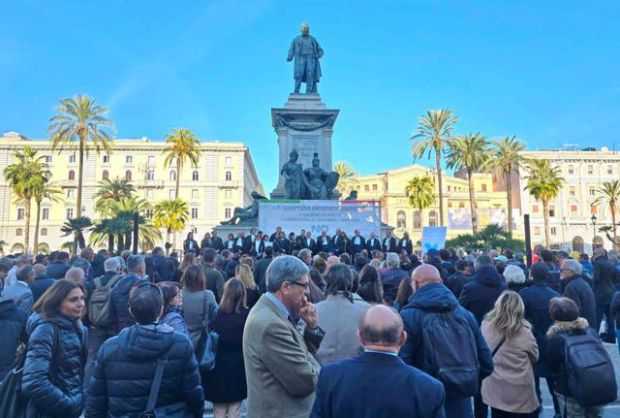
[
  {"xmin": 281, "ymin": 149, "xmax": 306, "ymax": 199},
  {"xmin": 281, "ymin": 149, "xmax": 339, "ymax": 200},
  {"xmin": 220, "ymin": 191, "xmax": 267, "ymax": 225},
  {"xmin": 287, "ymin": 22, "xmax": 323, "ymax": 94}
]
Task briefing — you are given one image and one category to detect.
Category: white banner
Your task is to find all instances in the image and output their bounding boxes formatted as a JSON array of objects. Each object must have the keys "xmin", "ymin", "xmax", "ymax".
[{"xmin": 259, "ymin": 200, "xmax": 381, "ymax": 237}]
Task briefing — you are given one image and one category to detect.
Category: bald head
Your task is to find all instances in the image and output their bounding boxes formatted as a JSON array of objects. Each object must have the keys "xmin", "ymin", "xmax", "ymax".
[
  {"xmin": 358, "ymin": 305, "xmax": 406, "ymax": 352},
  {"xmin": 411, "ymin": 264, "xmax": 442, "ymax": 289}
]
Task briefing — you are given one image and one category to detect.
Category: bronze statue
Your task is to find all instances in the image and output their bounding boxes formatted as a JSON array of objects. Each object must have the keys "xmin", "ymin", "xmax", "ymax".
[
  {"xmin": 304, "ymin": 153, "xmax": 339, "ymax": 199},
  {"xmin": 287, "ymin": 22, "xmax": 323, "ymax": 94},
  {"xmin": 281, "ymin": 149, "xmax": 307, "ymax": 199},
  {"xmin": 220, "ymin": 191, "xmax": 267, "ymax": 225}
]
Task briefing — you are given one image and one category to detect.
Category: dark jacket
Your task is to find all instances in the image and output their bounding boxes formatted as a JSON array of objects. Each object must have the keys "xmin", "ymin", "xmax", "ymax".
[
  {"xmin": 317, "ymin": 235, "xmax": 333, "ymax": 253},
  {"xmin": 203, "ymin": 308, "xmax": 250, "ymax": 403},
  {"xmin": 0, "ymin": 299, "xmax": 26, "ymax": 380},
  {"xmin": 153, "ymin": 255, "xmax": 179, "ymax": 283},
  {"xmin": 30, "ymin": 275, "xmax": 56, "ymax": 303},
  {"xmin": 310, "ymin": 351, "xmax": 446, "ymax": 418},
  {"xmin": 45, "ymin": 261, "xmax": 69, "ymax": 279},
  {"xmin": 202, "ymin": 265, "xmax": 225, "ymax": 302},
  {"xmin": 366, "ymin": 238, "xmax": 382, "ymax": 252},
  {"xmin": 562, "ymin": 274, "xmax": 597, "ymax": 329},
  {"xmin": 85, "ymin": 323, "xmax": 204, "ymax": 418},
  {"xmin": 254, "ymin": 257, "xmax": 273, "ymax": 294},
  {"xmin": 543, "ymin": 262, "xmax": 562, "ymax": 292},
  {"xmin": 610, "ymin": 287, "xmax": 620, "ymax": 326},
  {"xmin": 109, "ymin": 274, "xmax": 148, "ymax": 334},
  {"xmin": 380, "ymin": 268, "xmax": 410, "ymax": 304},
  {"xmin": 397, "ymin": 238, "xmax": 413, "ymax": 254},
  {"xmin": 399, "ymin": 284, "xmax": 493, "ymax": 388},
  {"xmin": 593, "ymin": 257, "xmax": 618, "ymax": 305},
  {"xmin": 183, "ymin": 239, "xmax": 200, "ymax": 254},
  {"xmin": 459, "ymin": 266, "xmax": 507, "ymax": 324},
  {"xmin": 350, "ymin": 235, "xmax": 366, "ymax": 255},
  {"xmin": 519, "ymin": 282, "xmax": 560, "ymax": 377},
  {"xmin": 446, "ymin": 271, "xmax": 470, "ymax": 298},
  {"xmin": 22, "ymin": 316, "xmax": 86, "ymax": 418},
  {"xmin": 382, "ymin": 237, "xmax": 397, "ymax": 253}
]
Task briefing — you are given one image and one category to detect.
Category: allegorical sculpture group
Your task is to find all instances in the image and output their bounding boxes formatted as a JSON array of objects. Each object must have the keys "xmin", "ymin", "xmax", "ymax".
[{"xmin": 281, "ymin": 150, "xmax": 339, "ymax": 200}]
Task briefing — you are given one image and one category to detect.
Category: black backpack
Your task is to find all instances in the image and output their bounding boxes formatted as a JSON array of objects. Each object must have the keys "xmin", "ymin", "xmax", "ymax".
[
  {"xmin": 563, "ymin": 329, "xmax": 617, "ymax": 407},
  {"xmin": 420, "ymin": 310, "xmax": 480, "ymax": 397}
]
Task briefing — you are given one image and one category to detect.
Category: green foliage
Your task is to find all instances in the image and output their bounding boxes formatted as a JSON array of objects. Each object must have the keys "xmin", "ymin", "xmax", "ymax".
[
  {"xmin": 94, "ymin": 177, "xmax": 137, "ymax": 215},
  {"xmin": 524, "ymin": 159, "xmax": 564, "ymax": 203},
  {"xmin": 61, "ymin": 216, "xmax": 93, "ymax": 252},
  {"xmin": 483, "ymin": 136, "xmax": 526, "ymax": 178},
  {"xmin": 445, "ymin": 224, "xmax": 525, "ymax": 252},
  {"xmin": 405, "ymin": 176, "xmax": 435, "ymax": 212},
  {"xmin": 334, "ymin": 161, "xmax": 356, "ymax": 180},
  {"xmin": 411, "ymin": 109, "xmax": 458, "ymax": 160},
  {"xmin": 446, "ymin": 133, "xmax": 490, "ymax": 172},
  {"xmin": 163, "ymin": 128, "xmax": 201, "ymax": 199},
  {"xmin": 153, "ymin": 199, "xmax": 189, "ymax": 233}
]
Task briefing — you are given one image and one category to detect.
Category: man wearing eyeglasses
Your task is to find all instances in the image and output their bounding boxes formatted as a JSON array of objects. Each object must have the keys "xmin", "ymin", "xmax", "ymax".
[{"xmin": 243, "ymin": 255, "xmax": 325, "ymax": 418}]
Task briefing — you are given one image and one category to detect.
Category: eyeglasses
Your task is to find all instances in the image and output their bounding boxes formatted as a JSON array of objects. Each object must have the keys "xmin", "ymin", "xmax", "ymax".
[{"xmin": 289, "ymin": 281, "xmax": 310, "ymax": 290}]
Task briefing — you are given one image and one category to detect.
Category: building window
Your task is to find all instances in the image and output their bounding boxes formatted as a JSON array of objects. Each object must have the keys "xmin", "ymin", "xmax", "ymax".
[
  {"xmin": 66, "ymin": 208, "xmax": 74, "ymax": 219},
  {"xmin": 225, "ymin": 156, "xmax": 232, "ymax": 165},
  {"xmin": 448, "ymin": 202, "xmax": 453, "ymax": 208},
  {"xmin": 364, "ymin": 185, "xmax": 369, "ymax": 192},
  {"xmin": 17, "ymin": 208, "xmax": 24, "ymax": 220},
  {"xmin": 569, "ymin": 186, "xmax": 575, "ymax": 196},
  {"xmin": 16, "ymin": 228, "xmax": 23, "ymax": 236},
  {"xmin": 41, "ymin": 228, "xmax": 47, "ymax": 236},
  {"xmin": 191, "ymin": 207, "xmax": 198, "ymax": 219},
  {"xmin": 126, "ymin": 155, "xmax": 133, "ymax": 164},
  {"xmin": 534, "ymin": 226, "xmax": 541, "ymax": 235},
  {"xmin": 413, "ymin": 211, "xmax": 421, "ymax": 229},
  {"xmin": 429, "ymin": 210, "xmax": 438, "ymax": 227},
  {"xmin": 459, "ymin": 201, "xmax": 465, "ymax": 209},
  {"xmin": 447, "ymin": 186, "xmax": 451, "ymax": 192},
  {"xmin": 147, "ymin": 170, "xmax": 155, "ymax": 180},
  {"xmin": 608, "ymin": 166, "xmax": 613, "ymax": 175},
  {"xmin": 44, "ymin": 155, "xmax": 52, "ymax": 163},
  {"xmin": 568, "ymin": 165, "xmax": 574, "ymax": 175},
  {"xmin": 169, "ymin": 171, "xmax": 176, "ymax": 181},
  {"xmin": 224, "ymin": 207, "xmax": 232, "ymax": 219},
  {"xmin": 67, "ymin": 189, "xmax": 75, "ymax": 198},
  {"xmin": 225, "ymin": 171, "xmax": 232, "ymax": 181},
  {"xmin": 549, "ymin": 206, "xmax": 555, "ymax": 217},
  {"xmin": 69, "ymin": 154, "xmax": 76, "ymax": 163},
  {"xmin": 146, "ymin": 189, "xmax": 154, "ymax": 198},
  {"xmin": 570, "ymin": 205, "xmax": 578, "ymax": 215},
  {"xmin": 145, "ymin": 209, "xmax": 153, "ymax": 219},
  {"xmin": 68, "ymin": 170, "xmax": 75, "ymax": 180},
  {"xmin": 102, "ymin": 170, "xmax": 109, "ymax": 180},
  {"xmin": 103, "ymin": 155, "xmax": 110, "ymax": 163},
  {"xmin": 148, "ymin": 156, "xmax": 155, "ymax": 166},
  {"xmin": 532, "ymin": 205, "xmax": 539, "ymax": 214},
  {"xmin": 372, "ymin": 184, "xmax": 377, "ymax": 191},
  {"xmin": 192, "ymin": 171, "xmax": 199, "ymax": 181},
  {"xmin": 225, "ymin": 190, "xmax": 232, "ymax": 198},
  {"xmin": 125, "ymin": 170, "xmax": 132, "ymax": 182},
  {"xmin": 590, "ymin": 187, "xmax": 595, "ymax": 196},
  {"xmin": 169, "ymin": 189, "xmax": 175, "ymax": 198},
  {"xmin": 42, "ymin": 208, "xmax": 49, "ymax": 220},
  {"xmin": 588, "ymin": 165, "xmax": 593, "ymax": 175},
  {"xmin": 192, "ymin": 189, "xmax": 199, "ymax": 199},
  {"xmin": 551, "ymin": 227, "xmax": 557, "ymax": 236},
  {"xmin": 397, "ymin": 211, "xmax": 406, "ymax": 228},
  {"xmin": 481, "ymin": 184, "xmax": 487, "ymax": 192}
]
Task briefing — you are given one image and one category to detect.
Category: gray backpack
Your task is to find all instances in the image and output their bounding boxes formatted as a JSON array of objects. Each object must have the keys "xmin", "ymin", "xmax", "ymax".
[{"xmin": 88, "ymin": 274, "xmax": 122, "ymax": 327}]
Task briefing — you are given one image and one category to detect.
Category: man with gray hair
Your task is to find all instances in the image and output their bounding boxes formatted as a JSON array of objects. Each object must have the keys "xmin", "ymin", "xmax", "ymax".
[
  {"xmin": 5, "ymin": 255, "xmax": 29, "ymax": 288},
  {"xmin": 109, "ymin": 255, "xmax": 148, "ymax": 334},
  {"xmin": 380, "ymin": 252, "xmax": 409, "ymax": 304},
  {"xmin": 560, "ymin": 258, "xmax": 597, "ymax": 329},
  {"xmin": 1, "ymin": 264, "xmax": 35, "ymax": 315},
  {"xmin": 64, "ymin": 267, "xmax": 85, "ymax": 285},
  {"xmin": 243, "ymin": 255, "xmax": 325, "ymax": 418}
]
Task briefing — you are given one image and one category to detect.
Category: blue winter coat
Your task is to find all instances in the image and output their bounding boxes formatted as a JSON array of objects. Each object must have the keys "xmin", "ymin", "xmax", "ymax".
[
  {"xmin": 459, "ymin": 266, "xmax": 507, "ymax": 324},
  {"xmin": 0, "ymin": 300, "xmax": 26, "ymax": 380},
  {"xmin": 21, "ymin": 316, "xmax": 87, "ymax": 418},
  {"xmin": 85, "ymin": 323, "xmax": 204, "ymax": 418},
  {"xmin": 108, "ymin": 274, "xmax": 148, "ymax": 333}
]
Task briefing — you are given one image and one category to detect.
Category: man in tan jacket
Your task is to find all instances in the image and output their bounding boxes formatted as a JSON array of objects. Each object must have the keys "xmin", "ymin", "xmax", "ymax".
[{"xmin": 243, "ymin": 255, "xmax": 325, "ymax": 418}]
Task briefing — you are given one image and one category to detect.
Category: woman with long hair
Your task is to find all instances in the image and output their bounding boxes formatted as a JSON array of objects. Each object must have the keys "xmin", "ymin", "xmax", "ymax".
[
  {"xmin": 481, "ymin": 291, "xmax": 539, "ymax": 418},
  {"xmin": 203, "ymin": 279, "xmax": 250, "ymax": 418},
  {"xmin": 22, "ymin": 279, "xmax": 87, "ymax": 417},
  {"xmin": 183, "ymin": 231, "xmax": 199, "ymax": 254},
  {"xmin": 393, "ymin": 278, "xmax": 413, "ymax": 312},
  {"xmin": 235, "ymin": 263, "xmax": 259, "ymax": 308},
  {"xmin": 181, "ymin": 265, "xmax": 217, "ymax": 349},
  {"xmin": 357, "ymin": 265, "xmax": 384, "ymax": 304},
  {"xmin": 180, "ymin": 252, "xmax": 197, "ymax": 272},
  {"xmin": 157, "ymin": 281, "xmax": 189, "ymax": 336}
]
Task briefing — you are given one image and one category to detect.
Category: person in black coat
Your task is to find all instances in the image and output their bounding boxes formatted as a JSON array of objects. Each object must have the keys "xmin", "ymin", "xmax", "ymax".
[
  {"xmin": 592, "ymin": 248, "xmax": 619, "ymax": 342},
  {"xmin": 379, "ymin": 253, "xmax": 410, "ymax": 304},
  {"xmin": 183, "ymin": 232, "xmax": 200, "ymax": 254},
  {"xmin": 366, "ymin": 232, "xmax": 382, "ymax": 252},
  {"xmin": 350, "ymin": 229, "xmax": 366, "ymax": 255},
  {"xmin": 86, "ymin": 283, "xmax": 204, "ymax": 418},
  {"xmin": 397, "ymin": 232, "xmax": 413, "ymax": 254},
  {"xmin": 45, "ymin": 251, "xmax": 70, "ymax": 279},
  {"xmin": 109, "ymin": 255, "xmax": 149, "ymax": 334},
  {"xmin": 210, "ymin": 231, "xmax": 224, "ymax": 251},
  {"xmin": 382, "ymin": 231, "xmax": 397, "ymax": 253},
  {"xmin": 560, "ymin": 258, "xmax": 597, "ymax": 330},
  {"xmin": 317, "ymin": 231, "xmax": 333, "ymax": 253},
  {"xmin": 200, "ymin": 232, "xmax": 212, "ymax": 250},
  {"xmin": 299, "ymin": 231, "xmax": 318, "ymax": 254},
  {"xmin": 311, "ymin": 304, "xmax": 445, "ymax": 418},
  {"xmin": 459, "ymin": 255, "xmax": 507, "ymax": 325},
  {"xmin": 446, "ymin": 260, "xmax": 471, "ymax": 298},
  {"xmin": 30, "ymin": 268, "xmax": 56, "ymax": 303},
  {"xmin": 519, "ymin": 263, "xmax": 561, "ymax": 416},
  {"xmin": 22, "ymin": 280, "xmax": 87, "ymax": 418},
  {"xmin": 0, "ymin": 299, "xmax": 26, "ymax": 380},
  {"xmin": 203, "ymin": 279, "xmax": 250, "ymax": 416},
  {"xmin": 333, "ymin": 230, "xmax": 348, "ymax": 255}
]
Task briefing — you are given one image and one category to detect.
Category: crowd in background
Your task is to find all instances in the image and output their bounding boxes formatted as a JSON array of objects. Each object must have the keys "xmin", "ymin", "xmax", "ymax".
[{"xmin": 0, "ymin": 225, "xmax": 618, "ymax": 418}]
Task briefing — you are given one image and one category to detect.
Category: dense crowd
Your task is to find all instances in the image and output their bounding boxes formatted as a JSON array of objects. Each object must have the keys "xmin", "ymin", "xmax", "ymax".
[{"xmin": 0, "ymin": 226, "xmax": 618, "ymax": 418}]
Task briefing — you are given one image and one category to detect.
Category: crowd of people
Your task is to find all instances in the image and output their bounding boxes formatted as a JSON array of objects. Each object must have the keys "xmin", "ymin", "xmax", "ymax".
[{"xmin": 0, "ymin": 226, "xmax": 618, "ymax": 418}]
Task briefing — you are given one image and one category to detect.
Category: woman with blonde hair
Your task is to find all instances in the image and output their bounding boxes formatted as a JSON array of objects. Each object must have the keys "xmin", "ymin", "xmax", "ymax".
[
  {"xmin": 481, "ymin": 290, "xmax": 539, "ymax": 418},
  {"xmin": 235, "ymin": 263, "xmax": 259, "ymax": 308}
]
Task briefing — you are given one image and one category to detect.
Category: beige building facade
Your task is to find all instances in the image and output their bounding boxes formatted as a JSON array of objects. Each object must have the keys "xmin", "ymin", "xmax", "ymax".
[{"xmin": 0, "ymin": 132, "xmax": 263, "ymax": 253}]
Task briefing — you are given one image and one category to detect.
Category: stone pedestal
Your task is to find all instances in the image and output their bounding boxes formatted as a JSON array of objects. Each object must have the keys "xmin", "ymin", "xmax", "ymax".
[{"xmin": 270, "ymin": 94, "xmax": 339, "ymax": 199}]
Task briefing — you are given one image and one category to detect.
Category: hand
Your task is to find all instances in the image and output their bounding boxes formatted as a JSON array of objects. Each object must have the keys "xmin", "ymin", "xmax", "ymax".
[
  {"xmin": 286, "ymin": 57, "xmax": 292, "ymax": 62},
  {"xmin": 300, "ymin": 300, "xmax": 318, "ymax": 329}
]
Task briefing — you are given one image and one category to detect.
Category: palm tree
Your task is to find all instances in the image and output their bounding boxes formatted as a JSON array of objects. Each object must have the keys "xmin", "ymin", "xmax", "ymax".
[
  {"xmin": 94, "ymin": 177, "xmax": 136, "ymax": 215},
  {"xmin": 411, "ymin": 109, "xmax": 458, "ymax": 226},
  {"xmin": 153, "ymin": 198, "xmax": 189, "ymax": 250},
  {"xmin": 49, "ymin": 95, "xmax": 113, "ymax": 218},
  {"xmin": 446, "ymin": 133, "xmax": 490, "ymax": 234},
  {"xmin": 163, "ymin": 128, "xmax": 201, "ymax": 199},
  {"xmin": 593, "ymin": 180, "xmax": 620, "ymax": 250},
  {"xmin": 4, "ymin": 147, "xmax": 50, "ymax": 253},
  {"xmin": 32, "ymin": 182, "xmax": 62, "ymax": 254},
  {"xmin": 61, "ymin": 216, "xmax": 93, "ymax": 254},
  {"xmin": 524, "ymin": 159, "xmax": 564, "ymax": 248},
  {"xmin": 405, "ymin": 175, "xmax": 436, "ymax": 230},
  {"xmin": 483, "ymin": 136, "xmax": 526, "ymax": 236},
  {"xmin": 334, "ymin": 161, "xmax": 356, "ymax": 181}
]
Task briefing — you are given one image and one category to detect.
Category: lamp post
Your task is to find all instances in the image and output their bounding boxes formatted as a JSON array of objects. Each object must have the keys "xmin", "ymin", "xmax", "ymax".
[{"xmin": 591, "ymin": 214, "xmax": 597, "ymax": 249}]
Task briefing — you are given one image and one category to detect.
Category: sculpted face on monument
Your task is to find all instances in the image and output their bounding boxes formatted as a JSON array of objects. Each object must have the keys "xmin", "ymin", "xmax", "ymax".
[{"xmin": 301, "ymin": 22, "xmax": 309, "ymax": 35}]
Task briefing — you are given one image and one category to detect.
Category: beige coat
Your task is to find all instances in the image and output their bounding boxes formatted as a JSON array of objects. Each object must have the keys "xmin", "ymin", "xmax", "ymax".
[
  {"xmin": 481, "ymin": 320, "xmax": 540, "ymax": 414},
  {"xmin": 242, "ymin": 294, "xmax": 323, "ymax": 418}
]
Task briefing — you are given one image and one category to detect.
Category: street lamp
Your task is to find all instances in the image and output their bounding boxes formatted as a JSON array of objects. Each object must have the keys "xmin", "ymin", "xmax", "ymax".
[{"xmin": 591, "ymin": 214, "xmax": 597, "ymax": 249}]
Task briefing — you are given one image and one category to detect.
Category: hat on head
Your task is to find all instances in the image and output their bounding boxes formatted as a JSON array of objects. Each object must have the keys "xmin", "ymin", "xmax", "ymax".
[{"xmin": 494, "ymin": 255, "xmax": 508, "ymax": 263}]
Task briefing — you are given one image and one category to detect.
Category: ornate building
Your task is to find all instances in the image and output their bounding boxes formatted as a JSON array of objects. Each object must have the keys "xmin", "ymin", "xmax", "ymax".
[{"xmin": 0, "ymin": 132, "xmax": 263, "ymax": 253}]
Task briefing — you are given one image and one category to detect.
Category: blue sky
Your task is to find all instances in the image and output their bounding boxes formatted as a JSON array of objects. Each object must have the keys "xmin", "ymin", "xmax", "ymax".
[{"xmin": 1, "ymin": 1, "xmax": 619, "ymax": 192}]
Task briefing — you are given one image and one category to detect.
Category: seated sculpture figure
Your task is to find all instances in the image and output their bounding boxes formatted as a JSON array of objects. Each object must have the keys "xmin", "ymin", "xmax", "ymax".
[{"xmin": 220, "ymin": 191, "xmax": 267, "ymax": 225}]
